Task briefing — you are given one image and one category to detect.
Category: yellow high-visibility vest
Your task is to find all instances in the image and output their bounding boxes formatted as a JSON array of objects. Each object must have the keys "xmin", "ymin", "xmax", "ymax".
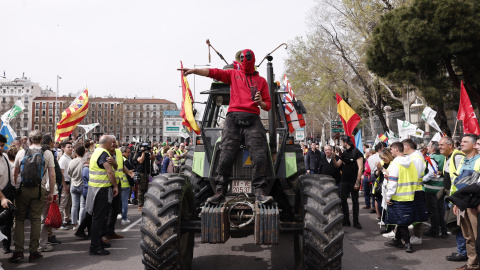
[
  {"xmin": 120, "ymin": 156, "xmax": 130, "ymax": 188},
  {"xmin": 390, "ymin": 160, "xmax": 418, "ymax": 202},
  {"xmin": 410, "ymin": 153, "xmax": 425, "ymax": 191},
  {"xmin": 89, "ymin": 147, "xmax": 113, "ymax": 188},
  {"xmin": 114, "ymin": 148, "xmax": 124, "ymax": 185},
  {"xmin": 451, "ymin": 156, "xmax": 480, "ymax": 195},
  {"xmin": 446, "ymin": 149, "xmax": 465, "ymax": 195}
]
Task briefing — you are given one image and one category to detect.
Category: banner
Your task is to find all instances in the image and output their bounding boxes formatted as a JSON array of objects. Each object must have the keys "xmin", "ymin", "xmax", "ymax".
[
  {"xmin": 0, "ymin": 121, "xmax": 17, "ymax": 150},
  {"xmin": 413, "ymin": 128, "xmax": 424, "ymax": 138},
  {"xmin": 421, "ymin": 106, "xmax": 442, "ymax": 133},
  {"xmin": 386, "ymin": 130, "xmax": 400, "ymax": 143},
  {"xmin": 77, "ymin": 123, "xmax": 99, "ymax": 139},
  {"xmin": 397, "ymin": 119, "xmax": 417, "ymax": 140},
  {"xmin": 431, "ymin": 132, "xmax": 442, "ymax": 142},
  {"xmin": 178, "ymin": 127, "xmax": 190, "ymax": 139},
  {"xmin": 1, "ymin": 100, "xmax": 25, "ymax": 123}
]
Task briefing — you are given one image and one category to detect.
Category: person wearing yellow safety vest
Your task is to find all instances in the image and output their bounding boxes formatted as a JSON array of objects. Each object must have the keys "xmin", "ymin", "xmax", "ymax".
[
  {"xmin": 120, "ymin": 146, "xmax": 135, "ymax": 225},
  {"xmin": 85, "ymin": 135, "xmax": 118, "ymax": 256},
  {"xmin": 422, "ymin": 141, "xmax": 449, "ymax": 239},
  {"xmin": 440, "ymin": 136, "xmax": 468, "ymax": 263},
  {"xmin": 451, "ymin": 134, "xmax": 480, "ymax": 270},
  {"xmin": 105, "ymin": 138, "xmax": 134, "ymax": 240},
  {"xmin": 384, "ymin": 142, "xmax": 418, "ymax": 253},
  {"xmin": 402, "ymin": 139, "xmax": 428, "ymax": 246}
]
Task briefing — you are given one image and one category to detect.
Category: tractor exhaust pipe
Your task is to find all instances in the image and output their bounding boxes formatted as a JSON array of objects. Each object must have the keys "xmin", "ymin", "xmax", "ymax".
[{"xmin": 266, "ymin": 56, "xmax": 277, "ymax": 156}]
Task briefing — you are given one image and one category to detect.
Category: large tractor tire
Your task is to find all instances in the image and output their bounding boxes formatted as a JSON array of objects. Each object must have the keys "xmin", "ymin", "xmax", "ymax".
[
  {"xmin": 181, "ymin": 146, "xmax": 213, "ymax": 215},
  {"xmin": 294, "ymin": 174, "xmax": 344, "ymax": 270},
  {"xmin": 140, "ymin": 174, "xmax": 195, "ymax": 270}
]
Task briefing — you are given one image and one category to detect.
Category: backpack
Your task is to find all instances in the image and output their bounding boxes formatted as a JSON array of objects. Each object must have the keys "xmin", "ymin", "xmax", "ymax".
[{"xmin": 20, "ymin": 148, "xmax": 45, "ymax": 187}]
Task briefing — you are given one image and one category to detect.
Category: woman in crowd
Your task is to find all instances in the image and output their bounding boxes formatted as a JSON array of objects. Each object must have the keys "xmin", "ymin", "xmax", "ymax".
[
  {"xmin": 375, "ymin": 148, "xmax": 394, "ymax": 235},
  {"xmin": 161, "ymin": 150, "xmax": 175, "ymax": 174},
  {"xmin": 69, "ymin": 145, "xmax": 86, "ymax": 228},
  {"xmin": 74, "ymin": 152, "xmax": 92, "ymax": 240}
]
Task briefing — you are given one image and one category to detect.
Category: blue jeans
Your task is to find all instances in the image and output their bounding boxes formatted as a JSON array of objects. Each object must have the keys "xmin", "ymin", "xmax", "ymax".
[
  {"xmin": 456, "ymin": 230, "xmax": 467, "ymax": 256},
  {"xmin": 121, "ymin": 188, "xmax": 130, "ymax": 221},
  {"xmin": 80, "ymin": 195, "xmax": 86, "ymax": 223},
  {"xmin": 362, "ymin": 177, "xmax": 375, "ymax": 208},
  {"xmin": 70, "ymin": 185, "xmax": 83, "ymax": 225}
]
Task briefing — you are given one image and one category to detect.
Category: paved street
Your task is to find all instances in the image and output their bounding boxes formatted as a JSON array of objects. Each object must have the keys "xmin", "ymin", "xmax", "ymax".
[{"xmin": 0, "ymin": 201, "xmax": 465, "ymax": 270}]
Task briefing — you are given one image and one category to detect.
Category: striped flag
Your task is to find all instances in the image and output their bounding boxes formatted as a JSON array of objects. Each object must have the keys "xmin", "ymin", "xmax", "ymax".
[
  {"xmin": 336, "ymin": 93, "xmax": 361, "ymax": 139},
  {"xmin": 180, "ymin": 62, "xmax": 201, "ymax": 135},
  {"xmin": 55, "ymin": 88, "xmax": 89, "ymax": 142},
  {"xmin": 282, "ymin": 74, "xmax": 306, "ymax": 134},
  {"xmin": 378, "ymin": 133, "xmax": 388, "ymax": 142}
]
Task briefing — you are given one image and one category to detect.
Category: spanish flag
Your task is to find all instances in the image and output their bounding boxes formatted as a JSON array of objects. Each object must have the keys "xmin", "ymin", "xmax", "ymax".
[
  {"xmin": 379, "ymin": 133, "xmax": 388, "ymax": 142},
  {"xmin": 336, "ymin": 93, "xmax": 361, "ymax": 138},
  {"xmin": 55, "ymin": 88, "xmax": 89, "ymax": 142},
  {"xmin": 180, "ymin": 62, "xmax": 201, "ymax": 135}
]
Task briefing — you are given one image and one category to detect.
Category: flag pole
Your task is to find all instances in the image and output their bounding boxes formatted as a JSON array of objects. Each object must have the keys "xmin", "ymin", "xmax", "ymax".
[{"xmin": 452, "ymin": 119, "xmax": 459, "ymax": 139}]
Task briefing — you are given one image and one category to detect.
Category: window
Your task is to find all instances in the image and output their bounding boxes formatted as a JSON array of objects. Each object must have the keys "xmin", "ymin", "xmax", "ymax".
[
  {"xmin": 126, "ymin": 105, "xmax": 130, "ymax": 110},
  {"xmin": 24, "ymin": 113, "xmax": 27, "ymax": 119},
  {"xmin": 43, "ymin": 103, "xmax": 46, "ymax": 108},
  {"xmin": 98, "ymin": 111, "xmax": 102, "ymax": 117},
  {"xmin": 133, "ymin": 120, "xmax": 136, "ymax": 125},
  {"xmin": 35, "ymin": 111, "xmax": 39, "ymax": 116},
  {"xmin": 153, "ymin": 128, "xmax": 156, "ymax": 134},
  {"xmin": 153, "ymin": 135, "xmax": 156, "ymax": 142},
  {"xmin": 132, "ymin": 128, "xmax": 136, "ymax": 134},
  {"xmin": 92, "ymin": 104, "xmax": 95, "ymax": 109},
  {"xmin": 49, "ymin": 110, "xmax": 53, "ymax": 116},
  {"xmin": 35, "ymin": 117, "xmax": 39, "ymax": 123},
  {"xmin": 49, "ymin": 103, "xmax": 52, "ymax": 108},
  {"xmin": 42, "ymin": 110, "xmax": 46, "ymax": 116},
  {"xmin": 24, "ymin": 122, "xmax": 27, "ymax": 128},
  {"xmin": 49, "ymin": 118, "xmax": 52, "ymax": 124},
  {"xmin": 35, "ymin": 125, "xmax": 39, "ymax": 130},
  {"xmin": 111, "ymin": 104, "xmax": 114, "ymax": 109}
]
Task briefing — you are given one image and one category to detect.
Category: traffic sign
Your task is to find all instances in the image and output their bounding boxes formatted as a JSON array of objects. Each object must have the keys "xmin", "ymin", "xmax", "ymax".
[
  {"xmin": 331, "ymin": 128, "xmax": 344, "ymax": 133},
  {"xmin": 295, "ymin": 130, "xmax": 305, "ymax": 141},
  {"xmin": 331, "ymin": 121, "xmax": 342, "ymax": 125},
  {"xmin": 163, "ymin": 117, "xmax": 182, "ymax": 137}
]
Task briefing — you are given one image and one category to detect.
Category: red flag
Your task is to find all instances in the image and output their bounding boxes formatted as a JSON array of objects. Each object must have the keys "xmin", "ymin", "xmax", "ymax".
[{"xmin": 457, "ymin": 81, "xmax": 480, "ymax": 135}]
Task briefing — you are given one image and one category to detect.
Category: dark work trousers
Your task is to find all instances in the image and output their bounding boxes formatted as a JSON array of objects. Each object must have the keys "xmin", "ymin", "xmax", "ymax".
[
  {"xmin": 341, "ymin": 181, "xmax": 360, "ymax": 223},
  {"xmin": 77, "ymin": 212, "xmax": 92, "ymax": 235},
  {"xmin": 0, "ymin": 213, "xmax": 13, "ymax": 248},
  {"xmin": 215, "ymin": 113, "xmax": 269, "ymax": 189},
  {"xmin": 362, "ymin": 178, "xmax": 375, "ymax": 208},
  {"xmin": 90, "ymin": 188, "xmax": 110, "ymax": 251},
  {"xmin": 138, "ymin": 173, "xmax": 149, "ymax": 207},
  {"xmin": 425, "ymin": 192, "xmax": 448, "ymax": 235},
  {"xmin": 395, "ymin": 225, "xmax": 410, "ymax": 244},
  {"xmin": 106, "ymin": 189, "xmax": 121, "ymax": 235}
]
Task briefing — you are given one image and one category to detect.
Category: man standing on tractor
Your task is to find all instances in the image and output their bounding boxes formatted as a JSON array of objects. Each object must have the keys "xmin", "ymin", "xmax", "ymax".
[{"xmin": 180, "ymin": 49, "xmax": 273, "ymax": 204}]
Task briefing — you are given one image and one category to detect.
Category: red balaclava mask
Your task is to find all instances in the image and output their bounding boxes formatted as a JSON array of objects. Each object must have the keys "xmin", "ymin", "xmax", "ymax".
[{"xmin": 240, "ymin": 49, "xmax": 256, "ymax": 75}]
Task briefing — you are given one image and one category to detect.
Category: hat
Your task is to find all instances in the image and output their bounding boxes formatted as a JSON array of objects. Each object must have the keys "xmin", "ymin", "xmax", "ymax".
[{"xmin": 162, "ymin": 142, "xmax": 167, "ymax": 146}]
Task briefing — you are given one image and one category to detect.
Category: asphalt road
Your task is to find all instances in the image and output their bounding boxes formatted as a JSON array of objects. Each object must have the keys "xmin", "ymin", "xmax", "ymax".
[{"xmin": 0, "ymin": 201, "xmax": 467, "ymax": 270}]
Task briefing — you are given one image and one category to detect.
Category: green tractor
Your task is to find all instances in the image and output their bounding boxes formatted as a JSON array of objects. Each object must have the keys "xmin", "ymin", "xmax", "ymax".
[{"xmin": 140, "ymin": 56, "xmax": 344, "ymax": 270}]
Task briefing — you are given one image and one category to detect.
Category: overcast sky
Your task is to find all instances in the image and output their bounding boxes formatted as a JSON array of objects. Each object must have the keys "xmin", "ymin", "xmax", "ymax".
[{"xmin": 0, "ymin": 0, "xmax": 314, "ymax": 109}]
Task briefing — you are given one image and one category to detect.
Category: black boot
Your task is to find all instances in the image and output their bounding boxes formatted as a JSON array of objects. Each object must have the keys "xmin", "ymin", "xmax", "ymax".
[
  {"xmin": 255, "ymin": 187, "xmax": 273, "ymax": 204},
  {"xmin": 207, "ymin": 185, "xmax": 227, "ymax": 204}
]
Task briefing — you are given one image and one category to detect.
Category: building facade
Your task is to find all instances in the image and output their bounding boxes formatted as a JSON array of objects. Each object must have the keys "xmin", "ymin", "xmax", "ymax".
[
  {"xmin": 31, "ymin": 96, "xmax": 177, "ymax": 142},
  {"xmin": 122, "ymin": 98, "xmax": 177, "ymax": 143},
  {"xmin": 0, "ymin": 77, "xmax": 54, "ymax": 136}
]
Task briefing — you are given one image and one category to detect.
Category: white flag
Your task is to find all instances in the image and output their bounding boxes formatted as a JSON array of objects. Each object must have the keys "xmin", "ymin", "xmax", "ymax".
[
  {"xmin": 397, "ymin": 119, "xmax": 417, "ymax": 140},
  {"xmin": 178, "ymin": 127, "xmax": 190, "ymax": 139},
  {"xmin": 431, "ymin": 132, "xmax": 442, "ymax": 142},
  {"xmin": 373, "ymin": 135, "xmax": 380, "ymax": 148},
  {"xmin": 132, "ymin": 137, "xmax": 139, "ymax": 143},
  {"xmin": 421, "ymin": 106, "xmax": 442, "ymax": 132},
  {"xmin": 413, "ymin": 128, "xmax": 424, "ymax": 138},
  {"xmin": 386, "ymin": 130, "xmax": 400, "ymax": 143},
  {"xmin": 77, "ymin": 123, "xmax": 99, "ymax": 139},
  {"xmin": 1, "ymin": 100, "xmax": 25, "ymax": 123}
]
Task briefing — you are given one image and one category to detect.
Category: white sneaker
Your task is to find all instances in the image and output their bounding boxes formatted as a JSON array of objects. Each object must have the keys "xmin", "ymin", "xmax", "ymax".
[
  {"xmin": 378, "ymin": 221, "xmax": 385, "ymax": 226},
  {"xmin": 117, "ymin": 214, "xmax": 122, "ymax": 219},
  {"xmin": 408, "ymin": 225, "xmax": 414, "ymax": 229},
  {"xmin": 410, "ymin": 236, "xmax": 422, "ymax": 245},
  {"xmin": 121, "ymin": 219, "xmax": 131, "ymax": 225},
  {"xmin": 58, "ymin": 225, "xmax": 69, "ymax": 230},
  {"xmin": 382, "ymin": 231, "xmax": 395, "ymax": 238},
  {"xmin": 38, "ymin": 244, "xmax": 53, "ymax": 252}
]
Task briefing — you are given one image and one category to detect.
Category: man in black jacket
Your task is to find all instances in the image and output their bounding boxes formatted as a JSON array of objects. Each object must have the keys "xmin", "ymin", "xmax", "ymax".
[{"xmin": 305, "ymin": 142, "xmax": 322, "ymax": 174}]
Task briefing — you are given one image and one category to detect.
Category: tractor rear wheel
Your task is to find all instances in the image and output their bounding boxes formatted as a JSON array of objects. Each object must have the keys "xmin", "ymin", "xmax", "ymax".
[
  {"xmin": 181, "ymin": 147, "xmax": 213, "ymax": 215},
  {"xmin": 294, "ymin": 174, "xmax": 344, "ymax": 270},
  {"xmin": 140, "ymin": 174, "xmax": 195, "ymax": 270}
]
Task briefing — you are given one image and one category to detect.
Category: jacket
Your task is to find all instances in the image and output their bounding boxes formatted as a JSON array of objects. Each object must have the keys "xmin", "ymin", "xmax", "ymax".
[{"xmin": 305, "ymin": 149, "xmax": 322, "ymax": 172}]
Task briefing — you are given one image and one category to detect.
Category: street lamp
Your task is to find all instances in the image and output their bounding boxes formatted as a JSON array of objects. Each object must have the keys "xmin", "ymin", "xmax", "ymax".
[
  {"xmin": 193, "ymin": 64, "xmax": 210, "ymax": 101},
  {"xmin": 55, "ymin": 75, "xmax": 61, "ymax": 133}
]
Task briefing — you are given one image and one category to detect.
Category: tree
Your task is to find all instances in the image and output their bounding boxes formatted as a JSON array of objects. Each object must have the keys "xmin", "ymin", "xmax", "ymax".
[{"xmin": 366, "ymin": 0, "xmax": 480, "ymax": 135}]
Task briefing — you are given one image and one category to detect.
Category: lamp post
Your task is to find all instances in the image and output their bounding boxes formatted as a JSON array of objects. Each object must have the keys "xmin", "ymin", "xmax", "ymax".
[
  {"xmin": 193, "ymin": 64, "xmax": 210, "ymax": 101},
  {"xmin": 55, "ymin": 75, "xmax": 61, "ymax": 134}
]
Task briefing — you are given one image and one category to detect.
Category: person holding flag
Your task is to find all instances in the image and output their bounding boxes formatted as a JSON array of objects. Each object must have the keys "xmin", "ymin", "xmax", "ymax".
[{"xmin": 179, "ymin": 49, "xmax": 273, "ymax": 204}]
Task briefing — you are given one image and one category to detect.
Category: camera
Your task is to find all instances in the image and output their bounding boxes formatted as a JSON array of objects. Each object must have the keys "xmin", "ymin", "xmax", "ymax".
[
  {"xmin": 139, "ymin": 142, "xmax": 152, "ymax": 152},
  {"xmin": 0, "ymin": 202, "xmax": 15, "ymax": 225},
  {"xmin": 250, "ymin": 86, "xmax": 258, "ymax": 101}
]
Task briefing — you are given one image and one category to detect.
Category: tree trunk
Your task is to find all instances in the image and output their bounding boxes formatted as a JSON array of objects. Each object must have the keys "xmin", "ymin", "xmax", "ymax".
[{"xmin": 435, "ymin": 103, "xmax": 451, "ymax": 137}]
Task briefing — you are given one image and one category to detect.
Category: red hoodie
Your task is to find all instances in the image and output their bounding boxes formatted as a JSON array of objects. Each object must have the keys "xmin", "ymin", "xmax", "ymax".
[{"xmin": 207, "ymin": 49, "xmax": 271, "ymax": 115}]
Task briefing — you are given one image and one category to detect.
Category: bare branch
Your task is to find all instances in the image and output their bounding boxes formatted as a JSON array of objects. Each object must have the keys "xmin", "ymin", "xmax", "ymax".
[{"xmin": 378, "ymin": 79, "xmax": 402, "ymax": 102}]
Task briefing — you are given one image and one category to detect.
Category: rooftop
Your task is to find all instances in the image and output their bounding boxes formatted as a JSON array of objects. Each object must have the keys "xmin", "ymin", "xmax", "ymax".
[{"xmin": 124, "ymin": 98, "xmax": 174, "ymax": 104}]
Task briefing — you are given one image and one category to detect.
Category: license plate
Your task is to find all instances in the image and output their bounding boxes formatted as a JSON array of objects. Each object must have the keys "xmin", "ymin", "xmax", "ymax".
[{"xmin": 232, "ymin": 180, "xmax": 252, "ymax": 194}]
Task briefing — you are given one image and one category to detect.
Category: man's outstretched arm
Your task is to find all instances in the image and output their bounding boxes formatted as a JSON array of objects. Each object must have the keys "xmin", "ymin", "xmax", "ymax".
[{"xmin": 178, "ymin": 68, "xmax": 209, "ymax": 77}]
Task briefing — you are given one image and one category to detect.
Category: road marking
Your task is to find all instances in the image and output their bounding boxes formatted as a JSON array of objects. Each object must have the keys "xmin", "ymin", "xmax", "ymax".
[{"xmin": 122, "ymin": 218, "xmax": 141, "ymax": 232}]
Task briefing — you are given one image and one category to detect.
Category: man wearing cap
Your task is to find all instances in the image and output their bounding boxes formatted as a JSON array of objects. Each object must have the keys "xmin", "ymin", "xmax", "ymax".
[{"xmin": 179, "ymin": 49, "xmax": 273, "ymax": 204}]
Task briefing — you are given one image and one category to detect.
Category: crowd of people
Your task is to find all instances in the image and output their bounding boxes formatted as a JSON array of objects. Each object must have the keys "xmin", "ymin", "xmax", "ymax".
[
  {"xmin": 0, "ymin": 131, "xmax": 187, "ymax": 263},
  {"xmin": 302, "ymin": 134, "xmax": 480, "ymax": 270}
]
